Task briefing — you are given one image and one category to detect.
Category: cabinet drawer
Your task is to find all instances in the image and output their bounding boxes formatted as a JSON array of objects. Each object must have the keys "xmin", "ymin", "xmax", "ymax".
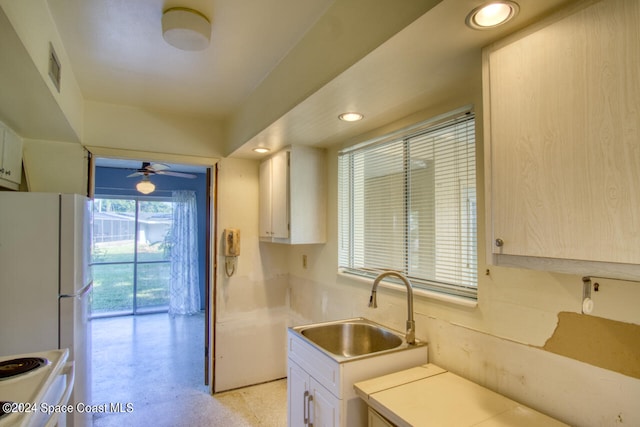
[
  {"xmin": 369, "ymin": 408, "xmax": 394, "ymax": 427},
  {"xmin": 288, "ymin": 330, "xmax": 340, "ymax": 397}
]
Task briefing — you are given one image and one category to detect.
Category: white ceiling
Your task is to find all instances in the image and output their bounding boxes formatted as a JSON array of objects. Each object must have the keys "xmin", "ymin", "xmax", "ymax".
[
  {"xmin": 47, "ymin": 0, "xmax": 334, "ymax": 119},
  {"xmin": 37, "ymin": 0, "xmax": 574, "ymax": 164}
]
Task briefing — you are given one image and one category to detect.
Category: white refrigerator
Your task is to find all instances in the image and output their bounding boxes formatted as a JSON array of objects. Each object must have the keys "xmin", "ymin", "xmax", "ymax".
[{"xmin": 0, "ymin": 192, "xmax": 92, "ymax": 427}]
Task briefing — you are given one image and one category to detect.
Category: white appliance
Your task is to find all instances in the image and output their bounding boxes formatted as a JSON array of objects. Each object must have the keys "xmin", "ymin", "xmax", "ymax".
[
  {"xmin": 0, "ymin": 349, "xmax": 74, "ymax": 427},
  {"xmin": 0, "ymin": 193, "xmax": 92, "ymax": 427}
]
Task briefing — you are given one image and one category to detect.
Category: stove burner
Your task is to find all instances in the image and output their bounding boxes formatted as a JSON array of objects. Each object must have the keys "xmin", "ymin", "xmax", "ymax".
[{"xmin": 0, "ymin": 357, "xmax": 48, "ymax": 380}]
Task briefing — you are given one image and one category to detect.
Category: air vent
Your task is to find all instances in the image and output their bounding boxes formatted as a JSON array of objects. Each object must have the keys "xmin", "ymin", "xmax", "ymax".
[{"xmin": 48, "ymin": 42, "xmax": 61, "ymax": 92}]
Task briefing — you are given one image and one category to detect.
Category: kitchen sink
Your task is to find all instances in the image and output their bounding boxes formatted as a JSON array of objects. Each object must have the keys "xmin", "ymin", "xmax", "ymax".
[
  {"xmin": 288, "ymin": 318, "xmax": 428, "ymax": 426},
  {"xmin": 290, "ymin": 318, "xmax": 423, "ymax": 362}
]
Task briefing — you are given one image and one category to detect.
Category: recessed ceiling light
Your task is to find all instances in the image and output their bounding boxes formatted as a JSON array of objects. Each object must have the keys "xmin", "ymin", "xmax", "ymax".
[
  {"xmin": 338, "ymin": 112, "xmax": 364, "ymax": 122},
  {"xmin": 465, "ymin": 1, "xmax": 519, "ymax": 30},
  {"xmin": 253, "ymin": 147, "xmax": 270, "ymax": 154}
]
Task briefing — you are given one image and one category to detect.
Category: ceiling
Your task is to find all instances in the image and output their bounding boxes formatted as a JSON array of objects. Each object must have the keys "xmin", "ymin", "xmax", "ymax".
[
  {"xmin": 46, "ymin": 0, "xmax": 335, "ymax": 119},
  {"xmin": 95, "ymin": 158, "xmax": 207, "ymax": 174},
  {"xmin": 11, "ymin": 0, "xmax": 574, "ymax": 164}
]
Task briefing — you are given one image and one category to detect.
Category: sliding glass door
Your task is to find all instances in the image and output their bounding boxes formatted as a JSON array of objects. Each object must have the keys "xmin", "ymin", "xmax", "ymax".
[{"xmin": 91, "ymin": 197, "xmax": 173, "ymax": 317}]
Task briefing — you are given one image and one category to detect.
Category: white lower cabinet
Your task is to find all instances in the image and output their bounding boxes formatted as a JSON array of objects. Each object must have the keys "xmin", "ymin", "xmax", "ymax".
[
  {"xmin": 288, "ymin": 360, "xmax": 309, "ymax": 425},
  {"xmin": 310, "ymin": 378, "xmax": 340, "ymax": 427},
  {"xmin": 368, "ymin": 408, "xmax": 393, "ymax": 427},
  {"xmin": 287, "ymin": 327, "xmax": 428, "ymax": 427},
  {"xmin": 355, "ymin": 364, "xmax": 568, "ymax": 426},
  {"xmin": 289, "ymin": 359, "xmax": 340, "ymax": 427}
]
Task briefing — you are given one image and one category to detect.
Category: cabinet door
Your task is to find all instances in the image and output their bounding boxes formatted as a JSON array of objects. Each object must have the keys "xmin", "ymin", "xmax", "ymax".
[
  {"xmin": 270, "ymin": 150, "xmax": 289, "ymax": 238},
  {"xmin": 369, "ymin": 408, "xmax": 393, "ymax": 427},
  {"xmin": 0, "ymin": 127, "xmax": 4, "ymax": 173},
  {"xmin": 485, "ymin": 0, "xmax": 640, "ymax": 265},
  {"xmin": 259, "ymin": 158, "xmax": 272, "ymax": 238},
  {"xmin": 288, "ymin": 359, "xmax": 310, "ymax": 427},
  {"xmin": 2, "ymin": 126, "xmax": 22, "ymax": 185},
  {"xmin": 310, "ymin": 377, "xmax": 339, "ymax": 427}
]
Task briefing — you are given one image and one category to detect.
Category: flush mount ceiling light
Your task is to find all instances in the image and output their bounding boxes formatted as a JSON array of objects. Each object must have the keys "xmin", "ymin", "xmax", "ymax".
[
  {"xmin": 466, "ymin": 1, "xmax": 520, "ymax": 30},
  {"xmin": 136, "ymin": 175, "xmax": 156, "ymax": 194},
  {"xmin": 162, "ymin": 7, "xmax": 211, "ymax": 51},
  {"xmin": 252, "ymin": 147, "xmax": 271, "ymax": 154},
  {"xmin": 338, "ymin": 112, "xmax": 364, "ymax": 122}
]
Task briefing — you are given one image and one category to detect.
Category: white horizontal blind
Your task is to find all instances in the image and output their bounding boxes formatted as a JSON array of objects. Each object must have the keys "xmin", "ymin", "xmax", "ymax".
[{"xmin": 338, "ymin": 110, "xmax": 477, "ymax": 299}]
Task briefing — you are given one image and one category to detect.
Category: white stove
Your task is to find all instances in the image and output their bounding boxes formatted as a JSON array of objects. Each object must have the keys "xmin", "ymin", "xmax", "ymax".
[{"xmin": 0, "ymin": 349, "xmax": 73, "ymax": 427}]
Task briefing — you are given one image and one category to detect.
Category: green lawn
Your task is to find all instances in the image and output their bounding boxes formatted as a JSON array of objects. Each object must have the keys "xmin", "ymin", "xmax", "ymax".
[{"xmin": 91, "ymin": 241, "xmax": 170, "ymax": 315}]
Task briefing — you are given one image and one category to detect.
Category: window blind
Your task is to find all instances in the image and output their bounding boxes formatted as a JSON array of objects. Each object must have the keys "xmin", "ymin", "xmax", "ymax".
[{"xmin": 338, "ymin": 110, "xmax": 477, "ymax": 299}]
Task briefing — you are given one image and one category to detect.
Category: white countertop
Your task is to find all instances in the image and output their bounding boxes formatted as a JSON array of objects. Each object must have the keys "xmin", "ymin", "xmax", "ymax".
[{"xmin": 354, "ymin": 363, "xmax": 568, "ymax": 427}]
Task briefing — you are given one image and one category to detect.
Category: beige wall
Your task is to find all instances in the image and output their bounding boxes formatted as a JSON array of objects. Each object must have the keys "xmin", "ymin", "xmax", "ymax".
[
  {"xmin": 22, "ymin": 139, "xmax": 87, "ymax": 193},
  {"xmin": 283, "ymin": 88, "xmax": 640, "ymax": 425},
  {"xmin": 287, "ymin": 89, "xmax": 580, "ymax": 343},
  {"xmin": 0, "ymin": 0, "xmax": 84, "ymax": 141},
  {"xmin": 84, "ymin": 101, "xmax": 225, "ymax": 159},
  {"xmin": 3, "ymin": 0, "xmax": 639, "ymax": 422},
  {"xmin": 214, "ymin": 157, "xmax": 290, "ymax": 391}
]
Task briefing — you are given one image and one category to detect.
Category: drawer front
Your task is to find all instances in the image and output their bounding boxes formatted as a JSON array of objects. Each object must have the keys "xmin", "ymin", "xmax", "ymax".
[
  {"xmin": 369, "ymin": 407, "xmax": 394, "ymax": 427},
  {"xmin": 288, "ymin": 331, "xmax": 341, "ymax": 397}
]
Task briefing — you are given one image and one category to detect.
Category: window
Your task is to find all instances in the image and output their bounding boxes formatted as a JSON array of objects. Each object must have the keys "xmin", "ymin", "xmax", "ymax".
[
  {"xmin": 91, "ymin": 197, "xmax": 174, "ymax": 316},
  {"xmin": 338, "ymin": 108, "xmax": 477, "ymax": 299}
]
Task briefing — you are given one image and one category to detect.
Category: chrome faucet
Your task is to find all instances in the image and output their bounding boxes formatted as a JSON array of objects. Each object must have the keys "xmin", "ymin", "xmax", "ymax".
[{"xmin": 369, "ymin": 271, "xmax": 416, "ymax": 345}]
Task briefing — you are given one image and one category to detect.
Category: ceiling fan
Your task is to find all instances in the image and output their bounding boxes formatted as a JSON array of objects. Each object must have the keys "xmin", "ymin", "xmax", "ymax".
[
  {"xmin": 127, "ymin": 162, "xmax": 197, "ymax": 194},
  {"xmin": 126, "ymin": 162, "xmax": 197, "ymax": 179}
]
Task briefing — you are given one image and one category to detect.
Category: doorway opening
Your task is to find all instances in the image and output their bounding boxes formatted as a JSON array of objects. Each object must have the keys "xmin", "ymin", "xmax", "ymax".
[{"xmin": 89, "ymin": 156, "xmax": 214, "ymax": 420}]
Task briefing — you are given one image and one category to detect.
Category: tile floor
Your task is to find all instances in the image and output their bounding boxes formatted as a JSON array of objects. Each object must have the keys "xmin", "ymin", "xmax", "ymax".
[{"xmin": 91, "ymin": 313, "xmax": 287, "ymax": 426}]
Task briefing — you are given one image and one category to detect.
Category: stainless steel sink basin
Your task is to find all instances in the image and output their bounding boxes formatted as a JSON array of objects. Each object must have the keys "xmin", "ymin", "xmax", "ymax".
[{"xmin": 290, "ymin": 318, "xmax": 424, "ymax": 362}]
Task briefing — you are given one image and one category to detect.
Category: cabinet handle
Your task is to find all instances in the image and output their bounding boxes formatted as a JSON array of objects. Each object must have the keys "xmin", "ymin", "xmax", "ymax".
[
  {"xmin": 495, "ymin": 238, "xmax": 504, "ymax": 247},
  {"xmin": 308, "ymin": 395, "xmax": 314, "ymax": 427},
  {"xmin": 303, "ymin": 390, "xmax": 309, "ymax": 425}
]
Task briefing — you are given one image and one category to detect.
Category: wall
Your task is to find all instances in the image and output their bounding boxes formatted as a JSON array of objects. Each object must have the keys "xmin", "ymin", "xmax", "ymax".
[
  {"xmin": 4, "ymin": 1, "xmax": 639, "ymax": 420},
  {"xmin": 284, "ymin": 84, "xmax": 640, "ymax": 426},
  {"xmin": 225, "ymin": 0, "xmax": 442, "ymax": 155},
  {"xmin": 85, "ymin": 101, "xmax": 225, "ymax": 159},
  {"xmin": 214, "ymin": 157, "xmax": 290, "ymax": 391},
  {"xmin": 0, "ymin": 0, "xmax": 84, "ymax": 141},
  {"xmin": 22, "ymin": 139, "xmax": 87, "ymax": 193}
]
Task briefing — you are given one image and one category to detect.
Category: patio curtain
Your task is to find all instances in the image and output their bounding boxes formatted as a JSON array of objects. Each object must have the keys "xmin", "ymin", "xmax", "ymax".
[{"xmin": 168, "ymin": 190, "xmax": 200, "ymax": 315}]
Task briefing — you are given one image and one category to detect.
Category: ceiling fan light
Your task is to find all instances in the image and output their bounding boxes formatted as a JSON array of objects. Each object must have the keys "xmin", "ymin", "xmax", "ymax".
[
  {"xmin": 162, "ymin": 7, "xmax": 211, "ymax": 51},
  {"xmin": 136, "ymin": 176, "xmax": 156, "ymax": 194}
]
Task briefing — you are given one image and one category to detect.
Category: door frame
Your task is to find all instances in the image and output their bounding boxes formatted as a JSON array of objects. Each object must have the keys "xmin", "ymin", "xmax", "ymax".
[{"xmin": 87, "ymin": 146, "xmax": 219, "ymax": 390}]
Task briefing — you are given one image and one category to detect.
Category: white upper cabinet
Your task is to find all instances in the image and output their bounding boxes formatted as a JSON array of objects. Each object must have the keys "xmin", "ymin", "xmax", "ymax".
[
  {"xmin": 0, "ymin": 122, "xmax": 23, "ymax": 190},
  {"xmin": 483, "ymin": 0, "xmax": 640, "ymax": 280},
  {"xmin": 259, "ymin": 145, "xmax": 326, "ymax": 244},
  {"xmin": 260, "ymin": 150, "xmax": 289, "ymax": 239}
]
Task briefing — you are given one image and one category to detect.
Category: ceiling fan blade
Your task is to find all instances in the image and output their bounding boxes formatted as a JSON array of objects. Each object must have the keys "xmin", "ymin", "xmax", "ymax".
[
  {"xmin": 155, "ymin": 170, "xmax": 197, "ymax": 179},
  {"xmin": 127, "ymin": 171, "xmax": 145, "ymax": 178},
  {"xmin": 149, "ymin": 163, "xmax": 170, "ymax": 172}
]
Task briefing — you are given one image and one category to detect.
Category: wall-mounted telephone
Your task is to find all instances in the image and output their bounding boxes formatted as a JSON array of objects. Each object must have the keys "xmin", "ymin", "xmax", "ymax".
[
  {"xmin": 224, "ymin": 228, "xmax": 240, "ymax": 277},
  {"xmin": 224, "ymin": 228, "xmax": 241, "ymax": 257}
]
